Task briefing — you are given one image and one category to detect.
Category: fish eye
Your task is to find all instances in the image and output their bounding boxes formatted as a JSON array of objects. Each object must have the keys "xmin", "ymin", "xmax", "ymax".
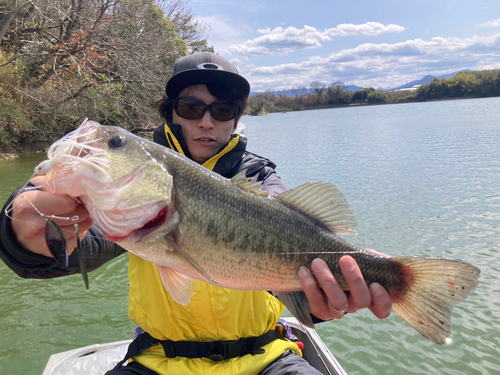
[{"xmin": 108, "ymin": 135, "xmax": 126, "ymax": 148}]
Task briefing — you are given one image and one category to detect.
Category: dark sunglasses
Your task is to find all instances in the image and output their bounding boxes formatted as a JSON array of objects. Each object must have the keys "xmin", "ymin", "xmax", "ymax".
[{"xmin": 173, "ymin": 97, "xmax": 237, "ymax": 122}]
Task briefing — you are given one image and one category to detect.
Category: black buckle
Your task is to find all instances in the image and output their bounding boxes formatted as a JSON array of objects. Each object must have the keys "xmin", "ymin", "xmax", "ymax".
[
  {"xmin": 207, "ymin": 341, "xmax": 228, "ymax": 361},
  {"xmin": 208, "ymin": 353, "xmax": 225, "ymax": 361}
]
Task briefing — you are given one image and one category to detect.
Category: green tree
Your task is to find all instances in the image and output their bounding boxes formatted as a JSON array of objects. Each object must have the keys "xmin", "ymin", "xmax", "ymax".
[
  {"xmin": 367, "ymin": 90, "xmax": 388, "ymax": 103},
  {"xmin": 352, "ymin": 87, "xmax": 375, "ymax": 102},
  {"xmin": 327, "ymin": 81, "xmax": 351, "ymax": 104}
]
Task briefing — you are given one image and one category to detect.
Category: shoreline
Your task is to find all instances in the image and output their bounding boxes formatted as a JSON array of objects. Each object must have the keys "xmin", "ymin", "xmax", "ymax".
[
  {"xmin": 1, "ymin": 96, "xmax": 496, "ymax": 160},
  {"xmin": 0, "ymin": 149, "xmax": 47, "ymax": 161},
  {"xmin": 249, "ymin": 95, "xmax": 476, "ymax": 116}
]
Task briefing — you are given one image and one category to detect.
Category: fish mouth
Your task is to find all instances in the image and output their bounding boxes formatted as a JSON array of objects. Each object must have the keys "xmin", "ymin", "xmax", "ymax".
[
  {"xmin": 103, "ymin": 206, "xmax": 169, "ymax": 242},
  {"xmin": 131, "ymin": 206, "xmax": 169, "ymax": 239}
]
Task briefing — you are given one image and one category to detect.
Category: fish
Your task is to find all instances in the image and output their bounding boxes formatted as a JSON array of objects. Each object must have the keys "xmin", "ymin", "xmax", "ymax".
[{"xmin": 39, "ymin": 119, "xmax": 480, "ymax": 345}]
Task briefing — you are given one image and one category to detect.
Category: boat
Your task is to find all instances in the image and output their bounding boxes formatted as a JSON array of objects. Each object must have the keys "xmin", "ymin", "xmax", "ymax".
[{"xmin": 42, "ymin": 317, "xmax": 348, "ymax": 375}]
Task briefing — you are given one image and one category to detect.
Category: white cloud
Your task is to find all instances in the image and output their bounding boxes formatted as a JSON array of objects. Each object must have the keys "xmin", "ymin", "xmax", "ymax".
[
  {"xmin": 332, "ymin": 22, "xmax": 406, "ymax": 37},
  {"xmin": 241, "ymin": 33, "xmax": 500, "ymax": 91},
  {"xmin": 480, "ymin": 18, "xmax": 500, "ymax": 27},
  {"xmin": 227, "ymin": 22, "xmax": 406, "ymax": 57},
  {"xmin": 195, "ymin": 14, "xmax": 251, "ymax": 52}
]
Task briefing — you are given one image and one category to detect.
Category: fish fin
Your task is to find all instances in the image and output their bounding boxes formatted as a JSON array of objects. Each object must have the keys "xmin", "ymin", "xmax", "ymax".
[
  {"xmin": 231, "ymin": 170, "xmax": 268, "ymax": 196},
  {"xmin": 164, "ymin": 236, "xmax": 218, "ymax": 285},
  {"xmin": 276, "ymin": 182, "xmax": 357, "ymax": 235},
  {"xmin": 390, "ymin": 257, "xmax": 480, "ymax": 345},
  {"xmin": 45, "ymin": 220, "xmax": 69, "ymax": 267},
  {"xmin": 157, "ymin": 266, "xmax": 195, "ymax": 305},
  {"xmin": 274, "ymin": 291, "xmax": 315, "ymax": 329}
]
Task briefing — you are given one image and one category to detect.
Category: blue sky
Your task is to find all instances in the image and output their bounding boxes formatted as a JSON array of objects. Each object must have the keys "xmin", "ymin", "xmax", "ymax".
[{"xmin": 191, "ymin": 0, "xmax": 500, "ymax": 92}]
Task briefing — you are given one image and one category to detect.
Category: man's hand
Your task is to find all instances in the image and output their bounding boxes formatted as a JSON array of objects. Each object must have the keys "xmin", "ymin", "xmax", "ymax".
[
  {"xmin": 10, "ymin": 176, "xmax": 93, "ymax": 258},
  {"xmin": 299, "ymin": 254, "xmax": 393, "ymax": 321}
]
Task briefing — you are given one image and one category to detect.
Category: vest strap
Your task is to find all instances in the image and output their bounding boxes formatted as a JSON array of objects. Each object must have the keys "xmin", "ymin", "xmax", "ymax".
[{"xmin": 114, "ymin": 329, "xmax": 281, "ymax": 368}]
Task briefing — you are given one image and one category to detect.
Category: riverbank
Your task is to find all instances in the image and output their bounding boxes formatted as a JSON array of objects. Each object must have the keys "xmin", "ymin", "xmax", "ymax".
[
  {"xmin": 246, "ymin": 95, "xmax": 473, "ymax": 116},
  {"xmin": 0, "ymin": 153, "xmax": 17, "ymax": 161},
  {"xmin": 0, "ymin": 149, "xmax": 46, "ymax": 161}
]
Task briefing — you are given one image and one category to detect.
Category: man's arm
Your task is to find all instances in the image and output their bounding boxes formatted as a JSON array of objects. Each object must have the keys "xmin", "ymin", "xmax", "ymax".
[{"xmin": 0, "ymin": 178, "xmax": 125, "ymax": 279}]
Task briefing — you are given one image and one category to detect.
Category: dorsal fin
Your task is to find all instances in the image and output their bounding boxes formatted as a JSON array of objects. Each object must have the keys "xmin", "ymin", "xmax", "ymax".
[
  {"xmin": 276, "ymin": 182, "xmax": 358, "ymax": 235},
  {"xmin": 231, "ymin": 169, "xmax": 268, "ymax": 196}
]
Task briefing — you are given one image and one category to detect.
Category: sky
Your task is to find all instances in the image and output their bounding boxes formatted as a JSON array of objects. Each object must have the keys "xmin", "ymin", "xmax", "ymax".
[{"xmin": 190, "ymin": 0, "xmax": 500, "ymax": 92}]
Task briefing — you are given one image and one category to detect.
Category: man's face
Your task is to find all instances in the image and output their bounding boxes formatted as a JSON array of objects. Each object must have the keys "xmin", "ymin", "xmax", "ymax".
[{"xmin": 173, "ymin": 85, "xmax": 236, "ymax": 164}]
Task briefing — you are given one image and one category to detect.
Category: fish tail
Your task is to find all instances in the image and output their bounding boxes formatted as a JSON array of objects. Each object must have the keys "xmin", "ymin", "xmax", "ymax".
[{"xmin": 390, "ymin": 257, "xmax": 480, "ymax": 345}]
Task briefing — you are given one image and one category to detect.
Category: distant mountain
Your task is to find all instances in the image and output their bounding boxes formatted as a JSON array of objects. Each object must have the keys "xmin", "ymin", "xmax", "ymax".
[
  {"xmin": 250, "ymin": 84, "xmax": 363, "ymax": 96},
  {"xmin": 384, "ymin": 70, "xmax": 472, "ymax": 91},
  {"xmin": 249, "ymin": 69, "xmax": 472, "ymax": 96},
  {"xmin": 345, "ymin": 85, "xmax": 363, "ymax": 92}
]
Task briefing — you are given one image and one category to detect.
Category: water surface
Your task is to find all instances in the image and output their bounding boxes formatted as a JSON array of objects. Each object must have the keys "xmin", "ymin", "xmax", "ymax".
[{"xmin": 1, "ymin": 98, "xmax": 499, "ymax": 374}]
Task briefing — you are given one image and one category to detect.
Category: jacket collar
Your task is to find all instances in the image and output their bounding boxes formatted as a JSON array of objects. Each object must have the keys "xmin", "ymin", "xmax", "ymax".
[{"xmin": 163, "ymin": 123, "xmax": 247, "ymax": 177}]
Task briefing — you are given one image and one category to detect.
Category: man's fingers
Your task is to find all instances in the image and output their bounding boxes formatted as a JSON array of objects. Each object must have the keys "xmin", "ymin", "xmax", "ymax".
[
  {"xmin": 311, "ymin": 259, "xmax": 348, "ymax": 314},
  {"xmin": 339, "ymin": 255, "xmax": 372, "ymax": 311},
  {"xmin": 368, "ymin": 283, "xmax": 392, "ymax": 319},
  {"xmin": 298, "ymin": 259, "xmax": 349, "ymax": 320},
  {"xmin": 298, "ymin": 266, "xmax": 326, "ymax": 306}
]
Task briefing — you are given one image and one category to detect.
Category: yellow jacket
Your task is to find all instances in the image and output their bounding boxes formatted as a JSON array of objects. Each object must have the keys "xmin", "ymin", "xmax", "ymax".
[{"xmin": 127, "ymin": 124, "xmax": 301, "ymax": 374}]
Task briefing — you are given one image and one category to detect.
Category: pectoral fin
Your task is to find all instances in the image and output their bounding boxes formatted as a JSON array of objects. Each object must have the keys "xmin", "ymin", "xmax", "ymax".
[
  {"xmin": 274, "ymin": 291, "xmax": 315, "ymax": 328},
  {"xmin": 231, "ymin": 170, "xmax": 268, "ymax": 196},
  {"xmin": 165, "ymin": 236, "xmax": 218, "ymax": 285},
  {"xmin": 157, "ymin": 266, "xmax": 195, "ymax": 305}
]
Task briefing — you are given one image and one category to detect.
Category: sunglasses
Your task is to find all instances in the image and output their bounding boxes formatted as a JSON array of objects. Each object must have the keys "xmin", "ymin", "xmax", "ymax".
[{"xmin": 173, "ymin": 97, "xmax": 238, "ymax": 122}]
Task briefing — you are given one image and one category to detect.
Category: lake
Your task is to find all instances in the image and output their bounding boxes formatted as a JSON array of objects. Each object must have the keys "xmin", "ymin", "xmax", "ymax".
[{"xmin": 1, "ymin": 97, "xmax": 499, "ymax": 374}]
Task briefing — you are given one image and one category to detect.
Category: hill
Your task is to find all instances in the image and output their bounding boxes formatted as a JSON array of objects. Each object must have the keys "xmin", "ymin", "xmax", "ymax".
[
  {"xmin": 250, "ymin": 84, "xmax": 363, "ymax": 96},
  {"xmin": 385, "ymin": 70, "xmax": 472, "ymax": 91},
  {"xmin": 250, "ymin": 70, "xmax": 472, "ymax": 96}
]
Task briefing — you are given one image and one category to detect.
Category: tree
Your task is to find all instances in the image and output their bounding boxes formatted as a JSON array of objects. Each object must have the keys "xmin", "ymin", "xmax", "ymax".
[
  {"xmin": 0, "ymin": 0, "xmax": 211, "ymax": 152},
  {"xmin": 296, "ymin": 86, "xmax": 308, "ymax": 96},
  {"xmin": 327, "ymin": 81, "xmax": 352, "ymax": 104},
  {"xmin": 160, "ymin": 0, "xmax": 212, "ymax": 52},
  {"xmin": 367, "ymin": 90, "xmax": 388, "ymax": 104},
  {"xmin": 352, "ymin": 87, "xmax": 375, "ymax": 102},
  {"xmin": 310, "ymin": 81, "xmax": 326, "ymax": 97},
  {"xmin": 290, "ymin": 87, "xmax": 300, "ymax": 97},
  {"xmin": 327, "ymin": 81, "xmax": 344, "ymax": 102},
  {"xmin": 310, "ymin": 81, "xmax": 326, "ymax": 104}
]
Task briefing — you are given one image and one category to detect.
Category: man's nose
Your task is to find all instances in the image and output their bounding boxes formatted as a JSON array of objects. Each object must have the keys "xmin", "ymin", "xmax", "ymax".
[{"xmin": 198, "ymin": 109, "xmax": 215, "ymax": 129}]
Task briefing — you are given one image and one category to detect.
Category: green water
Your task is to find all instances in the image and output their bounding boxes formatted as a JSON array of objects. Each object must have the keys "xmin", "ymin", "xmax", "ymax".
[{"xmin": 1, "ymin": 97, "xmax": 500, "ymax": 374}]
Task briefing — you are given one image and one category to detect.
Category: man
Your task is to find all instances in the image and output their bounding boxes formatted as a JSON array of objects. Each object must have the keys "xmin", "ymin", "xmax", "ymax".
[{"xmin": 0, "ymin": 52, "xmax": 392, "ymax": 374}]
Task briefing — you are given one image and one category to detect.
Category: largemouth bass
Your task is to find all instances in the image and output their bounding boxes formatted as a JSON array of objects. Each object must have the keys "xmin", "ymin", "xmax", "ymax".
[{"xmin": 41, "ymin": 120, "xmax": 480, "ymax": 345}]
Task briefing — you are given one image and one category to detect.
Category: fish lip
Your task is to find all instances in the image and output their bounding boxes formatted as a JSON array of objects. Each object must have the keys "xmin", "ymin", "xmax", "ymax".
[{"xmin": 103, "ymin": 232, "xmax": 131, "ymax": 242}]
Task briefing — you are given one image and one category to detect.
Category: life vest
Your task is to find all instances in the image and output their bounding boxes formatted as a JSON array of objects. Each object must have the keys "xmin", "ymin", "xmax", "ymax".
[{"xmin": 127, "ymin": 125, "xmax": 301, "ymax": 374}]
